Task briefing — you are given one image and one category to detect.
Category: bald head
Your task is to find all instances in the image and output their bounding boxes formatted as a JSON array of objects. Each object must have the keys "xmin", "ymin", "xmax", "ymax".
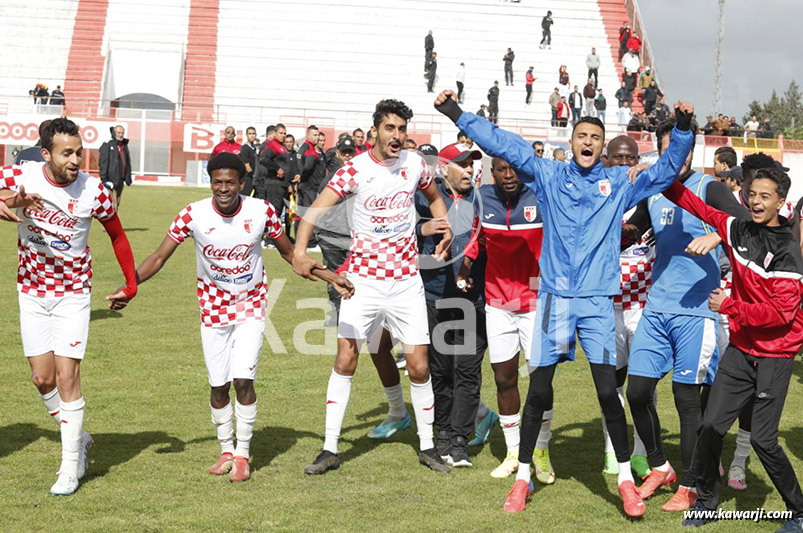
[{"xmin": 604, "ymin": 135, "xmax": 639, "ymax": 168}]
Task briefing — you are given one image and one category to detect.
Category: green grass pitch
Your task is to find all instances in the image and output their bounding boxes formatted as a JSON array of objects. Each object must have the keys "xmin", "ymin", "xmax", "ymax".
[{"xmin": 1, "ymin": 185, "xmax": 801, "ymax": 532}]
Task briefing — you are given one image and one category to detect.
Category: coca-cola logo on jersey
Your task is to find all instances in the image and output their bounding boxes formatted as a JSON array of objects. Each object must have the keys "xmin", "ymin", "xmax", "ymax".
[
  {"xmin": 202, "ymin": 243, "xmax": 255, "ymax": 261},
  {"xmin": 364, "ymin": 191, "xmax": 413, "ymax": 211},
  {"xmin": 24, "ymin": 208, "xmax": 78, "ymax": 229}
]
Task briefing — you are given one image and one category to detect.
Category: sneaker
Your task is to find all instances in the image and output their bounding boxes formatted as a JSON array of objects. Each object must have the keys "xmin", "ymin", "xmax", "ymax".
[
  {"xmin": 469, "ymin": 410, "xmax": 499, "ymax": 446},
  {"xmin": 534, "ymin": 448, "xmax": 555, "ymax": 485},
  {"xmin": 50, "ymin": 471, "xmax": 79, "ymax": 496},
  {"xmin": 367, "ymin": 413, "xmax": 412, "ymax": 439},
  {"xmin": 603, "ymin": 451, "xmax": 619, "ymax": 475},
  {"xmin": 307, "ymin": 245, "xmax": 321, "ymax": 253},
  {"xmin": 449, "ymin": 436, "xmax": 472, "ymax": 467},
  {"xmin": 209, "ymin": 452, "xmax": 234, "ymax": 475},
  {"xmin": 681, "ymin": 501, "xmax": 718, "ymax": 527},
  {"xmin": 394, "ymin": 352, "xmax": 407, "ymax": 369},
  {"xmin": 727, "ymin": 465, "xmax": 747, "ymax": 491},
  {"xmin": 304, "ymin": 450, "xmax": 340, "ymax": 475},
  {"xmin": 228, "ymin": 456, "xmax": 251, "ymax": 482},
  {"xmin": 631, "ymin": 454, "xmax": 650, "ymax": 478},
  {"xmin": 776, "ymin": 517, "xmax": 803, "ymax": 532},
  {"xmin": 504, "ymin": 479, "xmax": 534, "ymax": 513},
  {"xmin": 436, "ymin": 433, "xmax": 452, "ymax": 461},
  {"xmin": 77, "ymin": 431, "xmax": 93, "ymax": 480},
  {"xmin": 419, "ymin": 448, "xmax": 451, "ymax": 473},
  {"xmin": 662, "ymin": 486, "xmax": 697, "ymax": 512},
  {"xmin": 491, "ymin": 451, "xmax": 519, "ymax": 478},
  {"xmin": 638, "ymin": 463, "xmax": 676, "ymax": 499},
  {"xmin": 618, "ymin": 480, "xmax": 645, "ymax": 518}
]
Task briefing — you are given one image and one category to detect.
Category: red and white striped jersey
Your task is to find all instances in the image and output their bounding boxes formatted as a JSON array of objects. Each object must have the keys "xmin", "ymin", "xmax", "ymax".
[
  {"xmin": 326, "ymin": 149, "xmax": 432, "ymax": 281},
  {"xmin": 614, "ymin": 236, "xmax": 655, "ymax": 310},
  {"xmin": 167, "ymin": 196, "xmax": 283, "ymax": 328},
  {"xmin": 0, "ymin": 162, "xmax": 116, "ymax": 297}
]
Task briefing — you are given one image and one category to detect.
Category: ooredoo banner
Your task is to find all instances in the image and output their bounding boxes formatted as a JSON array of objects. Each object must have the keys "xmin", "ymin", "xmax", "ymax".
[{"xmin": 0, "ymin": 116, "xmax": 126, "ymax": 149}]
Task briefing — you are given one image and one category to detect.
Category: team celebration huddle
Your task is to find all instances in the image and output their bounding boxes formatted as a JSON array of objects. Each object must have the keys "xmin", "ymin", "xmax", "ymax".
[{"xmin": 2, "ymin": 89, "xmax": 803, "ymax": 531}]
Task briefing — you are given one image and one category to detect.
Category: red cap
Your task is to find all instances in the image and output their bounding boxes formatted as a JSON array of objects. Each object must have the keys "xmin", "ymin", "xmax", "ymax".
[{"xmin": 438, "ymin": 142, "xmax": 482, "ymax": 163}]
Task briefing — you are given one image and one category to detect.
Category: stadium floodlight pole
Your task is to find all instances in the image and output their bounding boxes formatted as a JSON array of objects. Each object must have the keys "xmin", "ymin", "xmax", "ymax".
[{"xmin": 713, "ymin": 0, "xmax": 725, "ymax": 116}]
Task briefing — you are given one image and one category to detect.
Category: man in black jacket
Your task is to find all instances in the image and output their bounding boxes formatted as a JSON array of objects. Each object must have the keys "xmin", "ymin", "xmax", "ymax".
[
  {"xmin": 98, "ymin": 125, "xmax": 132, "ymax": 208},
  {"xmin": 426, "ymin": 52, "xmax": 438, "ymax": 93},
  {"xmin": 503, "ymin": 48, "xmax": 515, "ymax": 86},
  {"xmin": 488, "ymin": 81, "xmax": 500, "ymax": 124},
  {"xmin": 238, "ymin": 126, "xmax": 259, "ymax": 196},
  {"xmin": 424, "ymin": 30, "xmax": 434, "ymax": 71},
  {"xmin": 540, "ymin": 11, "xmax": 553, "ymax": 49}
]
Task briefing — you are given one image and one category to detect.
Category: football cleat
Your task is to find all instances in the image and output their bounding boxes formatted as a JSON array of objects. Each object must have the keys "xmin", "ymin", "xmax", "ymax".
[
  {"xmin": 618, "ymin": 480, "xmax": 645, "ymax": 518},
  {"xmin": 630, "ymin": 454, "xmax": 650, "ymax": 478},
  {"xmin": 209, "ymin": 452, "xmax": 234, "ymax": 475},
  {"xmin": 637, "ymin": 463, "xmax": 676, "ymax": 499},
  {"xmin": 50, "ymin": 471, "xmax": 79, "ymax": 496},
  {"xmin": 534, "ymin": 448, "xmax": 555, "ymax": 485},
  {"xmin": 304, "ymin": 450, "xmax": 340, "ymax": 475},
  {"xmin": 469, "ymin": 410, "xmax": 499, "ymax": 446},
  {"xmin": 603, "ymin": 452, "xmax": 619, "ymax": 475},
  {"xmin": 367, "ymin": 413, "xmax": 412, "ymax": 440},
  {"xmin": 491, "ymin": 452, "xmax": 519, "ymax": 479},
  {"xmin": 504, "ymin": 479, "xmax": 534, "ymax": 513},
  {"xmin": 661, "ymin": 486, "xmax": 697, "ymax": 512},
  {"xmin": 419, "ymin": 448, "xmax": 451, "ymax": 474},
  {"xmin": 228, "ymin": 456, "xmax": 250, "ymax": 482},
  {"xmin": 727, "ymin": 465, "xmax": 747, "ymax": 491}
]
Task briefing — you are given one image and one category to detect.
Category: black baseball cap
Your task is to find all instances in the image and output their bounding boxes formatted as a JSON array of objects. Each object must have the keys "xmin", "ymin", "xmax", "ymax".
[
  {"xmin": 417, "ymin": 144, "xmax": 438, "ymax": 158},
  {"xmin": 720, "ymin": 166, "xmax": 742, "ymax": 180},
  {"xmin": 774, "ymin": 160, "xmax": 790, "ymax": 172},
  {"xmin": 337, "ymin": 137, "xmax": 356, "ymax": 152}
]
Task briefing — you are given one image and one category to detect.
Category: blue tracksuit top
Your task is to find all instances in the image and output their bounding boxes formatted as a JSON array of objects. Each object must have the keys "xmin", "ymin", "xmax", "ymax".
[
  {"xmin": 646, "ymin": 171, "xmax": 719, "ymax": 318},
  {"xmin": 455, "ymin": 112, "xmax": 694, "ymax": 297}
]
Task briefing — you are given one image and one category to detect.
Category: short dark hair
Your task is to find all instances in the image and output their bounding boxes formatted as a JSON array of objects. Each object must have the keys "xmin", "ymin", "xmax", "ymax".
[
  {"xmin": 207, "ymin": 152, "xmax": 245, "ymax": 181},
  {"xmin": 41, "ymin": 117, "xmax": 80, "ymax": 152},
  {"xmin": 246, "ymin": 126, "xmax": 256, "ymax": 134},
  {"xmin": 714, "ymin": 146, "xmax": 737, "ymax": 168},
  {"xmin": 573, "ymin": 116, "xmax": 605, "ymax": 138},
  {"xmin": 741, "ymin": 152, "xmax": 778, "ymax": 184},
  {"xmin": 275, "ymin": 123, "xmax": 286, "ymax": 131},
  {"xmin": 353, "ymin": 128, "xmax": 364, "ymax": 135},
  {"xmin": 753, "ymin": 167, "xmax": 791, "ymax": 199},
  {"xmin": 266, "ymin": 125, "xmax": 275, "ymax": 135},
  {"xmin": 285, "ymin": 134, "xmax": 295, "ymax": 140},
  {"xmin": 655, "ymin": 118, "xmax": 698, "ymax": 152},
  {"xmin": 307, "ymin": 125, "xmax": 318, "ymax": 132},
  {"xmin": 457, "ymin": 130, "xmax": 467, "ymax": 141},
  {"xmin": 533, "ymin": 140, "xmax": 544, "ymax": 148},
  {"xmin": 372, "ymin": 99, "xmax": 413, "ymax": 127}
]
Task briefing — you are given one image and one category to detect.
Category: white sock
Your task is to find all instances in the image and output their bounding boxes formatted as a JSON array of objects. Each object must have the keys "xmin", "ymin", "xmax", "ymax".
[
  {"xmin": 234, "ymin": 400, "xmax": 257, "ymax": 459},
  {"xmin": 210, "ymin": 402, "xmax": 235, "ymax": 455},
  {"xmin": 535, "ymin": 409, "xmax": 553, "ymax": 450},
  {"xmin": 476, "ymin": 400, "xmax": 490, "ymax": 422},
  {"xmin": 655, "ymin": 461, "xmax": 670, "ymax": 472},
  {"xmin": 602, "ymin": 385, "xmax": 625, "ymax": 454},
  {"xmin": 618, "ymin": 462, "xmax": 634, "ymax": 484},
  {"xmin": 59, "ymin": 397, "xmax": 85, "ymax": 478},
  {"xmin": 41, "ymin": 387, "xmax": 62, "ymax": 425},
  {"xmin": 499, "ymin": 413, "xmax": 521, "ymax": 454},
  {"xmin": 383, "ymin": 384, "xmax": 407, "ymax": 420},
  {"xmin": 410, "ymin": 378, "xmax": 435, "ymax": 451},
  {"xmin": 516, "ymin": 462, "xmax": 532, "ymax": 483},
  {"xmin": 323, "ymin": 370, "xmax": 352, "ymax": 454},
  {"xmin": 731, "ymin": 428, "xmax": 751, "ymax": 469}
]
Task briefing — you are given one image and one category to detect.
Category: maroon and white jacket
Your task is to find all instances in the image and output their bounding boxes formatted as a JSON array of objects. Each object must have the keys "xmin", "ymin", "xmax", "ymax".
[{"xmin": 663, "ymin": 180, "xmax": 803, "ymax": 358}]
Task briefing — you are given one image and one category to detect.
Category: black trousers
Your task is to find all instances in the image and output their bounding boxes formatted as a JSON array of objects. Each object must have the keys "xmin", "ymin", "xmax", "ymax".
[
  {"xmin": 504, "ymin": 64, "xmax": 513, "ymax": 85},
  {"xmin": 427, "ymin": 298, "xmax": 487, "ymax": 441},
  {"xmin": 427, "ymin": 75, "xmax": 435, "ymax": 92},
  {"xmin": 456, "ymin": 81, "xmax": 464, "ymax": 102},
  {"xmin": 316, "ymin": 231, "xmax": 349, "ymax": 320},
  {"xmin": 488, "ymin": 103, "xmax": 499, "ymax": 124},
  {"xmin": 588, "ymin": 68, "xmax": 598, "ymax": 87},
  {"xmin": 694, "ymin": 345, "xmax": 803, "ymax": 516},
  {"xmin": 525, "ymin": 84, "xmax": 533, "ymax": 104},
  {"xmin": 541, "ymin": 29, "xmax": 551, "ymax": 45}
]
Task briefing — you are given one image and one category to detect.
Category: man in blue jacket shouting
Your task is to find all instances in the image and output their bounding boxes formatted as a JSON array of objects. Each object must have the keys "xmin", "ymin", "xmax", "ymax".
[{"xmin": 433, "ymin": 89, "xmax": 695, "ymax": 518}]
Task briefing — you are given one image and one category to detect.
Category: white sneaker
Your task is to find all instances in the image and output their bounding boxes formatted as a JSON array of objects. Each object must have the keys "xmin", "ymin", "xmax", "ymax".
[
  {"xmin": 307, "ymin": 245, "xmax": 322, "ymax": 253},
  {"xmin": 77, "ymin": 431, "xmax": 93, "ymax": 480},
  {"xmin": 50, "ymin": 471, "xmax": 79, "ymax": 495}
]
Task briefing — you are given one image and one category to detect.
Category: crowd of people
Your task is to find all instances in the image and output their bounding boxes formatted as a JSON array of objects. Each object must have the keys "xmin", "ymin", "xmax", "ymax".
[{"xmin": 28, "ymin": 83, "xmax": 66, "ymax": 106}]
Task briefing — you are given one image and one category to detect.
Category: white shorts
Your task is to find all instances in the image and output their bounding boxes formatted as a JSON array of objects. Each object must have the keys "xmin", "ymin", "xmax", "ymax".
[
  {"xmin": 486, "ymin": 305, "xmax": 536, "ymax": 364},
  {"xmin": 200, "ymin": 320, "xmax": 265, "ymax": 387},
  {"xmin": 614, "ymin": 306, "xmax": 644, "ymax": 370},
  {"xmin": 19, "ymin": 292, "xmax": 91, "ymax": 359},
  {"xmin": 338, "ymin": 274, "xmax": 430, "ymax": 346}
]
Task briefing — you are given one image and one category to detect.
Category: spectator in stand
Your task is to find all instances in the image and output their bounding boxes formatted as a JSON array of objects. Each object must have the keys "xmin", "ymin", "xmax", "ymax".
[
  {"xmin": 540, "ymin": 10, "xmax": 553, "ymax": 49},
  {"xmin": 488, "ymin": 81, "xmax": 500, "ymax": 124},
  {"xmin": 759, "ymin": 118, "xmax": 774, "ymax": 138},
  {"xmin": 712, "ymin": 114, "xmax": 729, "ymax": 136},
  {"xmin": 456, "ymin": 62, "xmax": 466, "ymax": 103},
  {"xmin": 558, "ymin": 65, "xmax": 570, "ymax": 98},
  {"xmin": 49, "ymin": 85, "xmax": 65, "ymax": 106},
  {"xmin": 594, "ymin": 88, "xmax": 607, "ymax": 124},
  {"xmin": 583, "ymin": 78, "xmax": 596, "ymax": 117},
  {"xmin": 15, "ymin": 119, "xmax": 50, "ymax": 164},
  {"xmin": 627, "ymin": 32, "xmax": 642, "ymax": 55},
  {"xmin": 638, "ymin": 65, "xmax": 653, "ymax": 91},
  {"xmin": 477, "ymin": 104, "xmax": 487, "ymax": 118},
  {"xmin": 353, "ymin": 128, "xmax": 369, "ymax": 154},
  {"xmin": 618, "ymin": 101, "xmax": 632, "ymax": 129},
  {"xmin": 557, "ymin": 96, "xmax": 570, "ymax": 128},
  {"xmin": 504, "ymin": 48, "xmax": 515, "ymax": 86},
  {"xmin": 424, "ymin": 30, "xmax": 434, "ymax": 71},
  {"xmin": 525, "ymin": 66, "xmax": 536, "ymax": 105},
  {"xmin": 728, "ymin": 117, "xmax": 743, "ymax": 137},
  {"xmin": 702, "ymin": 115, "xmax": 715, "ymax": 136},
  {"xmin": 618, "ymin": 21, "xmax": 630, "ymax": 61},
  {"xmin": 743, "ymin": 115, "xmax": 759, "ymax": 139},
  {"xmin": 33, "ymin": 84, "xmax": 49, "ymax": 105},
  {"xmin": 654, "ymin": 97, "xmax": 671, "ymax": 122},
  {"xmin": 211, "ymin": 126, "xmax": 241, "ymax": 155},
  {"xmin": 549, "ymin": 87, "xmax": 561, "ymax": 126},
  {"xmin": 627, "ymin": 112, "xmax": 644, "ymax": 132},
  {"xmin": 569, "ymin": 85, "xmax": 583, "ymax": 125},
  {"xmin": 615, "ymin": 81, "xmax": 633, "ymax": 109},
  {"xmin": 553, "ymin": 147, "xmax": 567, "ymax": 162},
  {"xmin": 239, "ymin": 126, "xmax": 259, "ymax": 196},
  {"xmin": 99, "ymin": 125, "xmax": 132, "ymax": 208},
  {"xmin": 425, "ymin": 52, "xmax": 438, "ymax": 93},
  {"xmin": 642, "ymin": 80, "xmax": 663, "ymax": 116},
  {"xmin": 405, "ymin": 139, "xmax": 417, "ymax": 150},
  {"xmin": 623, "ymin": 52, "xmax": 640, "ymax": 86},
  {"xmin": 586, "ymin": 47, "xmax": 600, "ymax": 88},
  {"xmin": 533, "ymin": 140, "xmax": 544, "ymax": 157}
]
